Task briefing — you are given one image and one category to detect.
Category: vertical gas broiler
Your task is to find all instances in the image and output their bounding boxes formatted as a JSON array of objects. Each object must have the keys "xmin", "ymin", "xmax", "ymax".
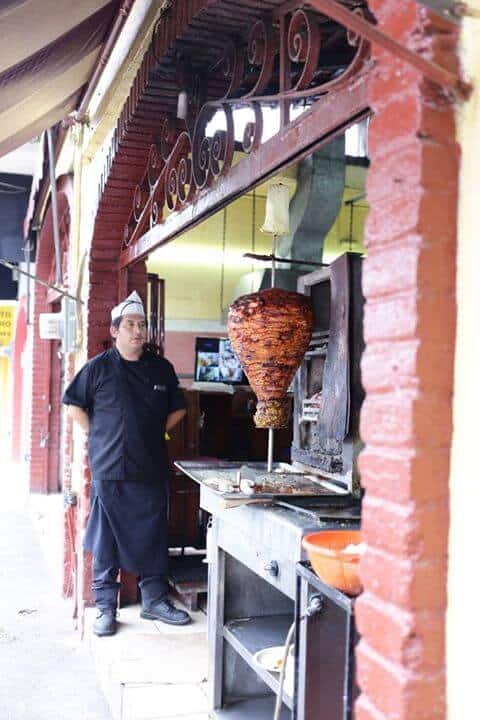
[{"xmin": 177, "ymin": 253, "xmax": 364, "ymax": 720}]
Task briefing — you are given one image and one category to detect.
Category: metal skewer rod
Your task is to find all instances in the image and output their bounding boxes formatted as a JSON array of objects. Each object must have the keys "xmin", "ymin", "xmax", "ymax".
[
  {"xmin": 267, "ymin": 234, "xmax": 277, "ymax": 473},
  {"xmin": 271, "ymin": 234, "xmax": 277, "ymax": 287},
  {"xmin": 267, "ymin": 428, "xmax": 274, "ymax": 473}
]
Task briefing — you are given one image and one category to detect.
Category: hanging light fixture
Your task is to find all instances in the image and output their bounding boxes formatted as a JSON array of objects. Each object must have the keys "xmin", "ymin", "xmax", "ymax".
[
  {"xmin": 259, "ymin": 182, "xmax": 290, "ymax": 288},
  {"xmin": 261, "ymin": 183, "xmax": 290, "ymax": 236},
  {"xmin": 176, "ymin": 54, "xmax": 190, "ymax": 121},
  {"xmin": 176, "ymin": 89, "xmax": 188, "ymax": 120}
]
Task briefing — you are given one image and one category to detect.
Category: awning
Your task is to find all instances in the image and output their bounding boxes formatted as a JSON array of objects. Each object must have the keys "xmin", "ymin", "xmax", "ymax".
[{"xmin": 0, "ymin": 0, "xmax": 121, "ymax": 157}]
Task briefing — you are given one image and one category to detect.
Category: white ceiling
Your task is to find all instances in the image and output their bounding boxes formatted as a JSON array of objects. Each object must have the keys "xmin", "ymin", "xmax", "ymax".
[{"xmin": 0, "ymin": 140, "xmax": 41, "ymax": 177}]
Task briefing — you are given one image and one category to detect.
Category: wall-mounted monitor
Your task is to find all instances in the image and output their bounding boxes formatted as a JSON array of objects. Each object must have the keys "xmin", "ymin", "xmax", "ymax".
[{"xmin": 194, "ymin": 337, "xmax": 247, "ymax": 385}]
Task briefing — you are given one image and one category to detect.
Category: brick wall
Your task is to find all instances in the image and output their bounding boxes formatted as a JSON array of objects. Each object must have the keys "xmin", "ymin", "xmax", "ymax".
[
  {"xmin": 30, "ymin": 216, "xmax": 59, "ymax": 493},
  {"xmin": 30, "ymin": 177, "xmax": 72, "ymax": 493},
  {"xmin": 128, "ymin": 260, "xmax": 147, "ymax": 303},
  {"xmin": 62, "ymin": 352, "xmax": 75, "ymax": 598},
  {"xmin": 356, "ymin": 3, "xmax": 459, "ymax": 719},
  {"xmin": 30, "ymin": 271, "xmax": 51, "ymax": 491},
  {"xmin": 46, "ymin": 325, "xmax": 62, "ymax": 492}
]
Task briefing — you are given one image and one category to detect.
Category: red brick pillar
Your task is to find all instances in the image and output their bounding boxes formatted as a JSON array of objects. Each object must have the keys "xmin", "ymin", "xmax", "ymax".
[
  {"xmin": 127, "ymin": 259, "xmax": 147, "ymax": 302},
  {"xmin": 356, "ymin": 4, "xmax": 459, "ymax": 719},
  {"xmin": 62, "ymin": 352, "xmax": 76, "ymax": 599},
  {"xmin": 46, "ymin": 327, "xmax": 62, "ymax": 491},
  {"xmin": 30, "ymin": 233, "xmax": 55, "ymax": 492},
  {"xmin": 30, "ymin": 180, "xmax": 72, "ymax": 493}
]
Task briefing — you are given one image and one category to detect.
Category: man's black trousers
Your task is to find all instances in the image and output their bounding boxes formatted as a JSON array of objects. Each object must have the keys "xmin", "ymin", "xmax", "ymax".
[{"xmin": 92, "ymin": 557, "xmax": 168, "ymax": 610}]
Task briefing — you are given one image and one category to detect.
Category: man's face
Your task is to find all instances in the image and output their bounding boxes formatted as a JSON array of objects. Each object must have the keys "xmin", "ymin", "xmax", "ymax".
[{"xmin": 111, "ymin": 314, "xmax": 147, "ymax": 357}]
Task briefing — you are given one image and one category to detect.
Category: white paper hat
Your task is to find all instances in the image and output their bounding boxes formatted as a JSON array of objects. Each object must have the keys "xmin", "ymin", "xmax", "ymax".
[{"xmin": 111, "ymin": 291, "xmax": 145, "ymax": 322}]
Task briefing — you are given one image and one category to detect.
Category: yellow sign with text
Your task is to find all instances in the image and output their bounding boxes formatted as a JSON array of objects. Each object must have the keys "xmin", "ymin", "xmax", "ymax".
[{"xmin": 0, "ymin": 305, "xmax": 15, "ymax": 347}]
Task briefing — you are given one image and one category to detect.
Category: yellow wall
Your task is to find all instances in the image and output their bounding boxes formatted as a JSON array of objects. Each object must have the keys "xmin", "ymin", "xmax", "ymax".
[
  {"xmin": 148, "ymin": 192, "xmax": 271, "ymax": 322},
  {"xmin": 0, "ymin": 356, "xmax": 10, "ymax": 436},
  {"xmin": 447, "ymin": 5, "xmax": 480, "ymax": 717},
  {"xmin": 0, "ymin": 302, "xmax": 16, "ymax": 438}
]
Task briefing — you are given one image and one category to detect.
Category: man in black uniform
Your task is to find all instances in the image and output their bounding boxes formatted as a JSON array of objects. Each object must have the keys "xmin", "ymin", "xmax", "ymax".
[{"xmin": 63, "ymin": 291, "xmax": 190, "ymax": 636}]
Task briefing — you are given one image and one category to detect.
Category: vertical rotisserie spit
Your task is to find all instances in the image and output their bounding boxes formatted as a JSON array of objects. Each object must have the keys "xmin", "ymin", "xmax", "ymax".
[{"xmin": 228, "ymin": 288, "xmax": 314, "ymax": 428}]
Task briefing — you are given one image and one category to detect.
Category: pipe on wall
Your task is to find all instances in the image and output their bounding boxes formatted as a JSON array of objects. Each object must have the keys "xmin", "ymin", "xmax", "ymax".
[
  {"xmin": 46, "ymin": 128, "xmax": 62, "ymax": 286},
  {"xmin": 76, "ymin": 0, "xmax": 136, "ymax": 120}
]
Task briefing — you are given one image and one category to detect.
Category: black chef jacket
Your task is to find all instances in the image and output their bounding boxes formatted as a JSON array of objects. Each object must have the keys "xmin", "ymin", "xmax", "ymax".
[
  {"xmin": 62, "ymin": 346, "xmax": 187, "ymax": 574},
  {"xmin": 63, "ymin": 346, "xmax": 186, "ymax": 482}
]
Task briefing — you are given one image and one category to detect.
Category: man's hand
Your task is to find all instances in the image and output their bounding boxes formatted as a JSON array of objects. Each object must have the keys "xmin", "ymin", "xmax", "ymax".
[
  {"xmin": 67, "ymin": 405, "xmax": 89, "ymax": 433},
  {"xmin": 166, "ymin": 408, "xmax": 186, "ymax": 433}
]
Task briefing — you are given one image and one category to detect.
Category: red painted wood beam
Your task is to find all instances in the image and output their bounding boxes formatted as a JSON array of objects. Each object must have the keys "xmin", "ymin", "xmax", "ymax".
[{"xmin": 120, "ymin": 80, "xmax": 369, "ymax": 267}]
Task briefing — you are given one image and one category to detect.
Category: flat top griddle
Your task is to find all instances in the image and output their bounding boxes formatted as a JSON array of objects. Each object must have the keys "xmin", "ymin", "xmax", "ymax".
[{"xmin": 175, "ymin": 460, "xmax": 352, "ymax": 503}]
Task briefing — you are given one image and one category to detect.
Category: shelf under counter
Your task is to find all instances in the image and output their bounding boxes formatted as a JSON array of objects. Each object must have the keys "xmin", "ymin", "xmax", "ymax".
[
  {"xmin": 223, "ymin": 615, "xmax": 294, "ymax": 711},
  {"xmin": 213, "ymin": 695, "xmax": 291, "ymax": 720}
]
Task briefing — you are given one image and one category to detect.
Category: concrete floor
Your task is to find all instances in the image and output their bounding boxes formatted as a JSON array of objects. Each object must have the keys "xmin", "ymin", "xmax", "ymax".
[
  {"xmin": 0, "ymin": 451, "xmax": 112, "ymax": 720},
  {"xmin": 85, "ymin": 603, "xmax": 209, "ymax": 720},
  {"xmin": 0, "ymin": 442, "xmax": 210, "ymax": 720}
]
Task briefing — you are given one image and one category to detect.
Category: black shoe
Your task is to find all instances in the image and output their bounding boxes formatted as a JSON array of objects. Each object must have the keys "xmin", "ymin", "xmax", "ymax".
[
  {"xmin": 93, "ymin": 608, "xmax": 117, "ymax": 636},
  {"xmin": 140, "ymin": 597, "xmax": 191, "ymax": 626}
]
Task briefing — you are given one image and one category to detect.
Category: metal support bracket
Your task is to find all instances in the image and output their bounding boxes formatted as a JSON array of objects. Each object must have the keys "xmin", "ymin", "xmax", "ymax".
[{"xmin": 0, "ymin": 259, "xmax": 83, "ymax": 305}]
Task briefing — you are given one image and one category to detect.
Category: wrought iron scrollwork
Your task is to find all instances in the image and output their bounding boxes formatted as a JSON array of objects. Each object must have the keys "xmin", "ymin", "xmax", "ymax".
[
  {"xmin": 288, "ymin": 9, "xmax": 322, "ymax": 92},
  {"xmin": 122, "ymin": 1, "xmax": 371, "ymax": 251},
  {"xmin": 243, "ymin": 20, "xmax": 276, "ymax": 98},
  {"xmin": 133, "ymin": 182, "xmax": 149, "ymax": 223},
  {"xmin": 160, "ymin": 116, "xmax": 182, "ymax": 162},
  {"xmin": 242, "ymin": 102, "xmax": 263, "ymax": 155},
  {"xmin": 147, "ymin": 144, "xmax": 163, "ymax": 189},
  {"xmin": 165, "ymin": 132, "xmax": 194, "ymax": 211},
  {"xmin": 219, "ymin": 41, "xmax": 245, "ymax": 100},
  {"xmin": 192, "ymin": 103, "xmax": 235, "ymax": 189}
]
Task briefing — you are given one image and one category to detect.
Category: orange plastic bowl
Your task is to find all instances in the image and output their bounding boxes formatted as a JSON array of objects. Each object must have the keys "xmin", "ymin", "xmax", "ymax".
[{"xmin": 302, "ymin": 530, "xmax": 363, "ymax": 596}]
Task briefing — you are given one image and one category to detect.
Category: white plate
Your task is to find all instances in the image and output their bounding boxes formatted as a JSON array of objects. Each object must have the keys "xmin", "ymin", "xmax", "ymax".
[{"xmin": 253, "ymin": 646, "xmax": 294, "ymax": 674}]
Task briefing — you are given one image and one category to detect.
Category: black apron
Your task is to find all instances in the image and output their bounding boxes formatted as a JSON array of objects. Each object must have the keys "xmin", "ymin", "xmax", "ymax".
[{"xmin": 85, "ymin": 478, "xmax": 168, "ymax": 575}]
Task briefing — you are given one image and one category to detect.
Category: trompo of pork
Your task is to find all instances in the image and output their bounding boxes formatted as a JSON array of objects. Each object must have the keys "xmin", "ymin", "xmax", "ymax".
[{"xmin": 228, "ymin": 288, "xmax": 314, "ymax": 428}]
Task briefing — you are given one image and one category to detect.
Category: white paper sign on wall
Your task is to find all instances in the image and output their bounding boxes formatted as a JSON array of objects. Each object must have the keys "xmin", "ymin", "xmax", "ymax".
[{"xmin": 39, "ymin": 312, "xmax": 63, "ymax": 340}]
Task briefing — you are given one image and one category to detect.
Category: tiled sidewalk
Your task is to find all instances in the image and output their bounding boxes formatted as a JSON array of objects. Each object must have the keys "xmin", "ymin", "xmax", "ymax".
[
  {"xmin": 85, "ymin": 602, "xmax": 209, "ymax": 720},
  {"xmin": 0, "ymin": 450, "xmax": 111, "ymax": 720}
]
